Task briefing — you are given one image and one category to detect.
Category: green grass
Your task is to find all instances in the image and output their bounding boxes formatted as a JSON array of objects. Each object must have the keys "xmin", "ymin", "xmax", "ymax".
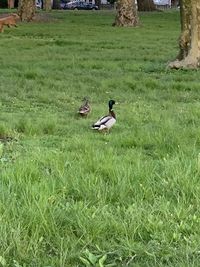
[{"xmin": 0, "ymin": 9, "xmax": 200, "ymax": 267}]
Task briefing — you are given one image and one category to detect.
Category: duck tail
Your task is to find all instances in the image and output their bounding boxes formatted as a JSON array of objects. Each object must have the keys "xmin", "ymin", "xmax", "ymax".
[{"xmin": 91, "ymin": 124, "xmax": 100, "ymax": 130}]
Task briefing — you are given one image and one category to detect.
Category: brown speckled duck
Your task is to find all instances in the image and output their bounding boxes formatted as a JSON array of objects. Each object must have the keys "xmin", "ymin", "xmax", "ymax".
[{"xmin": 78, "ymin": 97, "xmax": 91, "ymax": 117}]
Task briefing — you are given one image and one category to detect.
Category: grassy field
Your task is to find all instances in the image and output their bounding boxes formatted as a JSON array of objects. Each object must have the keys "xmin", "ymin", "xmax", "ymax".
[{"xmin": 0, "ymin": 9, "xmax": 200, "ymax": 267}]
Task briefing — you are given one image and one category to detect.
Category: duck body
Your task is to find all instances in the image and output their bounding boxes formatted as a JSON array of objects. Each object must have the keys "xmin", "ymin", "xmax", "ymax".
[
  {"xmin": 78, "ymin": 97, "xmax": 90, "ymax": 116},
  {"xmin": 92, "ymin": 100, "xmax": 116, "ymax": 131}
]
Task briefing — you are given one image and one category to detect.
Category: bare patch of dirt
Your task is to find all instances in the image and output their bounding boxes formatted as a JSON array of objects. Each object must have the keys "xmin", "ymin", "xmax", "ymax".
[
  {"xmin": 33, "ymin": 12, "xmax": 58, "ymax": 23},
  {"xmin": 0, "ymin": 12, "xmax": 58, "ymax": 23},
  {"xmin": 0, "ymin": 13, "xmax": 16, "ymax": 19}
]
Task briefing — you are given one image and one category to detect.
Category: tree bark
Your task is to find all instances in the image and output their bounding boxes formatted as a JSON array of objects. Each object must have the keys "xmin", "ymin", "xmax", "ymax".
[
  {"xmin": 18, "ymin": 0, "xmax": 35, "ymax": 21},
  {"xmin": 95, "ymin": 0, "xmax": 101, "ymax": 9},
  {"xmin": 44, "ymin": 0, "xmax": 52, "ymax": 10},
  {"xmin": 52, "ymin": 0, "xmax": 59, "ymax": 9},
  {"xmin": 8, "ymin": 0, "xmax": 15, "ymax": 8},
  {"xmin": 113, "ymin": 0, "xmax": 139, "ymax": 27},
  {"xmin": 137, "ymin": 0, "xmax": 157, "ymax": 11},
  {"xmin": 169, "ymin": 0, "xmax": 200, "ymax": 69}
]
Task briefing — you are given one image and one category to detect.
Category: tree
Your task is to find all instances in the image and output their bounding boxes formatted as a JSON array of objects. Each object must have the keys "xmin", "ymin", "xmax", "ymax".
[
  {"xmin": 44, "ymin": 0, "xmax": 52, "ymax": 10},
  {"xmin": 137, "ymin": 0, "xmax": 156, "ymax": 11},
  {"xmin": 8, "ymin": 0, "xmax": 15, "ymax": 8},
  {"xmin": 52, "ymin": 0, "xmax": 60, "ymax": 9},
  {"xmin": 113, "ymin": 0, "xmax": 139, "ymax": 27},
  {"xmin": 169, "ymin": 0, "xmax": 200, "ymax": 69},
  {"xmin": 95, "ymin": 0, "xmax": 101, "ymax": 9},
  {"xmin": 18, "ymin": 0, "xmax": 35, "ymax": 21}
]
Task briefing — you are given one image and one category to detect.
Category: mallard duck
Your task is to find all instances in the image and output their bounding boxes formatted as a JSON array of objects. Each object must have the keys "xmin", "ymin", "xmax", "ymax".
[
  {"xmin": 78, "ymin": 97, "xmax": 91, "ymax": 116},
  {"xmin": 92, "ymin": 100, "xmax": 116, "ymax": 131}
]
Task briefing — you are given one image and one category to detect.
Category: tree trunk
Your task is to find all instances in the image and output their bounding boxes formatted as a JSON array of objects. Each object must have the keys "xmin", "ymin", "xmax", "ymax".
[
  {"xmin": 18, "ymin": 0, "xmax": 35, "ymax": 21},
  {"xmin": 44, "ymin": 0, "xmax": 52, "ymax": 10},
  {"xmin": 52, "ymin": 0, "xmax": 59, "ymax": 9},
  {"xmin": 137, "ymin": 0, "xmax": 156, "ymax": 11},
  {"xmin": 95, "ymin": 0, "xmax": 101, "ymax": 9},
  {"xmin": 8, "ymin": 0, "xmax": 15, "ymax": 8},
  {"xmin": 113, "ymin": 0, "xmax": 139, "ymax": 27},
  {"xmin": 169, "ymin": 0, "xmax": 200, "ymax": 69},
  {"xmin": 14, "ymin": 0, "xmax": 19, "ymax": 7}
]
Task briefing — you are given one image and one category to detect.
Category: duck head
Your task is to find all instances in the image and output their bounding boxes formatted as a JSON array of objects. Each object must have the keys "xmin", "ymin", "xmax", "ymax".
[
  {"xmin": 83, "ymin": 97, "xmax": 89, "ymax": 105},
  {"xmin": 108, "ymin": 100, "xmax": 115, "ymax": 111},
  {"xmin": 108, "ymin": 100, "xmax": 116, "ymax": 119}
]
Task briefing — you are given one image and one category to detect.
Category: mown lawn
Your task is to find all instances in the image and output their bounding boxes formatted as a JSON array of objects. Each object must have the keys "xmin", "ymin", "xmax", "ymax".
[{"xmin": 0, "ymin": 9, "xmax": 200, "ymax": 267}]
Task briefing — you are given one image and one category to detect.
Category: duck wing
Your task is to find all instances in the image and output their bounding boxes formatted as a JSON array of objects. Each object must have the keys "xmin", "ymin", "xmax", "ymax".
[
  {"xmin": 92, "ymin": 115, "xmax": 116, "ymax": 130},
  {"xmin": 78, "ymin": 104, "xmax": 90, "ymax": 115}
]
